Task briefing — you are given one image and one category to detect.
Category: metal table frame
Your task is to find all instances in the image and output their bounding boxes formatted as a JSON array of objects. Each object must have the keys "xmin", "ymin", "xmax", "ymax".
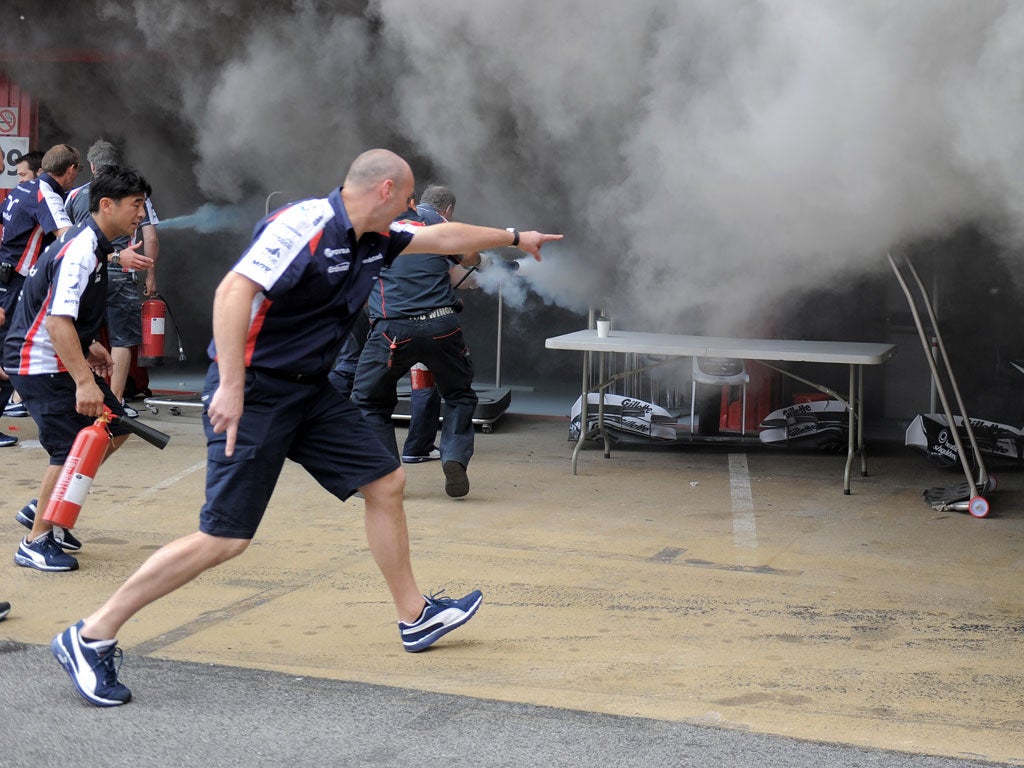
[{"xmin": 545, "ymin": 329, "xmax": 896, "ymax": 494}]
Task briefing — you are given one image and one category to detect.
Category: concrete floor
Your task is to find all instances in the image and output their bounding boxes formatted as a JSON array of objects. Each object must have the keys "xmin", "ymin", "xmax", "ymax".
[{"xmin": 1, "ymin": 402, "xmax": 1022, "ymax": 764}]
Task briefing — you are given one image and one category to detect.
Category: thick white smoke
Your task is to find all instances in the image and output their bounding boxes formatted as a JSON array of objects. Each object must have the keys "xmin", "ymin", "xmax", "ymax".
[{"xmin": 101, "ymin": 0, "xmax": 1024, "ymax": 335}]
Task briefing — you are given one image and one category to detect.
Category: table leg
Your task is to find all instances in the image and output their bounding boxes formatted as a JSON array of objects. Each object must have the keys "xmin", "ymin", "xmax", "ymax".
[
  {"xmin": 844, "ymin": 364, "xmax": 855, "ymax": 495},
  {"xmin": 858, "ymin": 365, "xmax": 868, "ymax": 477},
  {"xmin": 598, "ymin": 350, "xmax": 611, "ymax": 458},
  {"xmin": 570, "ymin": 348, "xmax": 590, "ymax": 475}
]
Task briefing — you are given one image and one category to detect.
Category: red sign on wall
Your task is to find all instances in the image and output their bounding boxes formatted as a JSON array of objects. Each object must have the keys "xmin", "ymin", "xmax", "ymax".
[{"xmin": 0, "ymin": 107, "xmax": 19, "ymax": 136}]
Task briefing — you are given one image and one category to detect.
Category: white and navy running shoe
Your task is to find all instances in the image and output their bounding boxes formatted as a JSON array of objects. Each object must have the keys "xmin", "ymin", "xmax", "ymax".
[
  {"xmin": 399, "ymin": 589, "xmax": 483, "ymax": 652},
  {"xmin": 14, "ymin": 531, "xmax": 79, "ymax": 571},
  {"xmin": 52, "ymin": 620, "xmax": 132, "ymax": 706}
]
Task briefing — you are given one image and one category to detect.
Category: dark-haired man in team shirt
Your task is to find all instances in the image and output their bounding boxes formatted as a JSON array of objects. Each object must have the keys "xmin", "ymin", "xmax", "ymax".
[
  {"xmin": 0, "ymin": 144, "xmax": 80, "ymax": 447},
  {"xmin": 5, "ymin": 167, "xmax": 153, "ymax": 573}
]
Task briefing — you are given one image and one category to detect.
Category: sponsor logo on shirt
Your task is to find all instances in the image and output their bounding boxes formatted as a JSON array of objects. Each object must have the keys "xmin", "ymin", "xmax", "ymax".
[
  {"xmin": 324, "ymin": 247, "xmax": 350, "ymax": 257},
  {"xmin": 327, "ymin": 263, "xmax": 351, "ymax": 274},
  {"xmin": 364, "ymin": 254, "xmax": 383, "ymax": 264}
]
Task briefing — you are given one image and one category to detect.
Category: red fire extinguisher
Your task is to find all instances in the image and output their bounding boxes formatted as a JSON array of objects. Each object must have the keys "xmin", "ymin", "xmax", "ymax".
[
  {"xmin": 139, "ymin": 296, "xmax": 167, "ymax": 367},
  {"xmin": 410, "ymin": 363, "xmax": 434, "ymax": 392},
  {"xmin": 42, "ymin": 412, "xmax": 113, "ymax": 530}
]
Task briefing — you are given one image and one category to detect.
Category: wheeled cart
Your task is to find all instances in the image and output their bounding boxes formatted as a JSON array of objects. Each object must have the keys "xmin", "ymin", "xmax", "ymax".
[
  {"xmin": 390, "ymin": 386, "xmax": 512, "ymax": 433},
  {"xmin": 147, "ymin": 386, "xmax": 513, "ymax": 433},
  {"xmin": 888, "ymin": 252, "xmax": 995, "ymax": 517},
  {"xmin": 144, "ymin": 393, "xmax": 203, "ymax": 417}
]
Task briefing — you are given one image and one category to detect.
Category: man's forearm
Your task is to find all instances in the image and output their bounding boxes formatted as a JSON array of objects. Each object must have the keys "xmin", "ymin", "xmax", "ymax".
[{"xmin": 404, "ymin": 223, "xmax": 516, "ymax": 256}]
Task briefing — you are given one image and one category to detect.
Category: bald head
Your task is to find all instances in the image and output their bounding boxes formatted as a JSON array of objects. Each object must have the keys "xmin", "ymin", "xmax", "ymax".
[
  {"xmin": 344, "ymin": 149, "xmax": 412, "ymax": 191},
  {"xmin": 340, "ymin": 149, "xmax": 417, "ymax": 237}
]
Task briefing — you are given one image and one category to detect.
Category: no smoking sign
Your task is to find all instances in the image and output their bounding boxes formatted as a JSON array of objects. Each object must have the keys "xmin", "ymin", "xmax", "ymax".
[{"xmin": 0, "ymin": 107, "xmax": 19, "ymax": 136}]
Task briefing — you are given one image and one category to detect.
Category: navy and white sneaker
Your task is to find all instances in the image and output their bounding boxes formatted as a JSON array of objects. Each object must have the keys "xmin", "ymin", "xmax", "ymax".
[
  {"xmin": 121, "ymin": 401, "xmax": 139, "ymax": 419},
  {"xmin": 16, "ymin": 499, "xmax": 81, "ymax": 552},
  {"xmin": 0, "ymin": 601, "xmax": 9, "ymax": 622},
  {"xmin": 402, "ymin": 448, "xmax": 441, "ymax": 464},
  {"xmin": 3, "ymin": 400, "xmax": 28, "ymax": 417},
  {"xmin": 0, "ymin": 433, "xmax": 18, "ymax": 448},
  {"xmin": 51, "ymin": 620, "xmax": 132, "ymax": 707},
  {"xmin": 14, "ymin": 531, "xmax": 79, "ymax": 572},
  {"xmin": 399, "ymin": 589, "xmax": 483, "ymax": 652},
  {"xmin": 14, "ymin": 498, "xmax": 36, "ymax": 528}
]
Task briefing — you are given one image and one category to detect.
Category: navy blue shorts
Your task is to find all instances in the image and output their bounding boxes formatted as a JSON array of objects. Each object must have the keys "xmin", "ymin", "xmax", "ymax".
[
  {"xmin": 199, "ymin": 364, "xmax": 401, "ymax": 539},
  {"xmin": 106, "ymin": 274, "xmax": 143, "ymax": 347},
  {"xmin": 9, "ymin": 372, "xmax": 131, "ymax": 464},
  {"xmin": 0, "ymin": 272, "xmax": 26, "ymax": 351}
]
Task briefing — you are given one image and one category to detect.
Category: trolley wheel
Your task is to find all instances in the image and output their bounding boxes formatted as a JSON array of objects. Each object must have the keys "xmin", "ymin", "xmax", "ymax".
[
  {"xmin": 170, "ymin": 407, "xmax": 182, "ymax": 416},
  {"xmin": 147, "ymin": 405, "xmax": 159, "ymax": 415},
  {"xmin": 985, "ymin": 474, "xmax": 998, "ymax": 493},
  {"xmin": 968, "ymin": 496, "xmax": 990, "ymax": 518}
]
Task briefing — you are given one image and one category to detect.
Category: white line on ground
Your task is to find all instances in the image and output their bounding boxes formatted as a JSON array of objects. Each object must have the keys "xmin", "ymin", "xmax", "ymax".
[
  {"xmin": 137, "ymin": 460, "xmax": 208, "ymax": 500},
  {"xmin": 728, "ymin": 453, "xmax": 758, "ymax": 549}
]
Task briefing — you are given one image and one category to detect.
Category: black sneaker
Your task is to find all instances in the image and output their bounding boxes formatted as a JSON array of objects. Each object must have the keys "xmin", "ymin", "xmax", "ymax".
[
  {"xmin": 121, "ymin": 401, "xmax": 140, "ymax": 419},
  {"xmin": 51, "ymin": 620, "xmax": 132, "ymax": 706},
  {"xmin": 0, "ymin": 433, "xmax": 18, "ymax": 448},
  {"xmin": 443, "ymin": 461, "xmax": 470, "ymax": 498},
  {"xmin": 16, "ymin": 499, "xmax": 81, "ymax": 551},
  {"xmin": 398, "ymin": 589, "xmax": 483, "ymax": 652},
  {"xmin": 0, "ymin": 601, "xmax": 9, "ymax": 622}
]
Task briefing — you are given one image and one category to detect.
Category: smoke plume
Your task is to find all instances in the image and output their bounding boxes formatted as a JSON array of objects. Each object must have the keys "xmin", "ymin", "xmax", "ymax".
[{"xmin": 8, "ymin": 0, "xmax": 1024, "ymax": 342}]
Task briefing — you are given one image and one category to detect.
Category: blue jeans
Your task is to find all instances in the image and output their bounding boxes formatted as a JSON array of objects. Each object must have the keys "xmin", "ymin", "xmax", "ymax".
[
  {"xmin": 352, "ymin": 313, "xmax": 477, "ymax": 467},
  {"xmin": 404, "ymin": 385, "xmax": 441, "ymax": 457}
]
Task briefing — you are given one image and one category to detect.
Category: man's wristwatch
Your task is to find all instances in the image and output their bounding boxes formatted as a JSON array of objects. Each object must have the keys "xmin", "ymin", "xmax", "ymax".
[
  {"xmin": 505, "ymin": 227, "xmax": 519, "ymax": 247},
  {"xmin": 110, "ymin": 251, "xmax": 121, "ymax": 267}
]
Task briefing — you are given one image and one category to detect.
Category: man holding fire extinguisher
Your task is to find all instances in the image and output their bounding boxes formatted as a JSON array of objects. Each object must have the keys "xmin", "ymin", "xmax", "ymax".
[
  {"xmin": 4, "ymin": 168, "xmax": 153, "ymax": 572},
  {"xmin": 48, "ymin": 149, "xmax": 561, "ymax": 707},
  {"xmin": 66, "ymin": 140, "xmax": 161, "ymax": 417}
]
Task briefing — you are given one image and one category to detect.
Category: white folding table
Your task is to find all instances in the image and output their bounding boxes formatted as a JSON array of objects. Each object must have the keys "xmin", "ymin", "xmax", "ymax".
[{"xmin": 545, "ymin": 329, "xmax": 896, "ymax": 494}]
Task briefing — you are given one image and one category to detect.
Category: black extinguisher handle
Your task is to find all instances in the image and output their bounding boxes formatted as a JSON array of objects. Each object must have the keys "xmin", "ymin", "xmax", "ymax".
[{"xmin": 103, "ymin": 407, "xmax": 171, "ymax": 449}]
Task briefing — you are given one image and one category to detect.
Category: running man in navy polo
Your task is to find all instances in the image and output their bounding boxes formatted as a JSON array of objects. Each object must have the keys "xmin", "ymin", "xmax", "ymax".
[
  {"xmin": 0, "ymin": 144, "xmax": 79, "ymax": 446},
  {"xmin": 51, "ymin": 149, "xmax": 562, "ymax": 707},
  {"xmin": 5, "ymin": 168, "xmax": 153, "ymax": 572}
]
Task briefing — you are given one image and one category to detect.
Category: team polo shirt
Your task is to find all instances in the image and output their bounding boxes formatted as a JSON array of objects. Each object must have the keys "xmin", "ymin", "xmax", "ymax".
[
  {"xmin": 3, "ymin": 217, "xmax": 114, "ymax": 375},
  {"xmin": 0, "ymin": 173, "xmax": 73, "ymax": 275},
  {"xmin": 367, "ymin": 203, "xmax": 461, "ymax": 320},
  {"xmin": 208, "ymin": 187, "xmax": 416, "ymax": 376}
]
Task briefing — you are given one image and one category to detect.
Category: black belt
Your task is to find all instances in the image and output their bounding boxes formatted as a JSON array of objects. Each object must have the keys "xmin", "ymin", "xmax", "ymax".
[
  {"xmin": 251, "ymin": 367, "xmax": 328, "ymax": 384},
  {"xmin": 405, "ymin": 306, "xmax": 456, "ymax": 321}
]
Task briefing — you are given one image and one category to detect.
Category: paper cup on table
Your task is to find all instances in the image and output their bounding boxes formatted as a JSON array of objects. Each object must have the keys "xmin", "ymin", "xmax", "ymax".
[{"xmin": 596, "ymin": 319, "xmax": 611, "ymax": 337}]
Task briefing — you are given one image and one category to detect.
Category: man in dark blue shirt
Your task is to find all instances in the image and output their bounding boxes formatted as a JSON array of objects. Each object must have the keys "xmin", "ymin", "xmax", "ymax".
[
  {"xmin": 51, "ymin": 148, "xmax": 563, "ymax": 707},
  {"xmin": 353, "ymin": 184, "xmax": 483, "ymax": 497},
  {"xmin": 0, "ymin": 144, "xmax": 79, "ymax": 444}
]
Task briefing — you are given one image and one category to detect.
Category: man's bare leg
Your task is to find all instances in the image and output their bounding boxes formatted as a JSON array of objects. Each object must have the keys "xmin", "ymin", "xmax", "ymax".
[
  {"xmin": 80, "ymin": 531, "xmax": 250, "ymax": 640},
  {"xmin": 109, "ymin": 347, "xmax": 132, "ymax": 403},
  {"xmin": 361, "ymin": 467, "xmax": 427, "ymax": 623},
  {"xmin": 27, "ymin": 434, "xmax": 130, "ymax": 541}
]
